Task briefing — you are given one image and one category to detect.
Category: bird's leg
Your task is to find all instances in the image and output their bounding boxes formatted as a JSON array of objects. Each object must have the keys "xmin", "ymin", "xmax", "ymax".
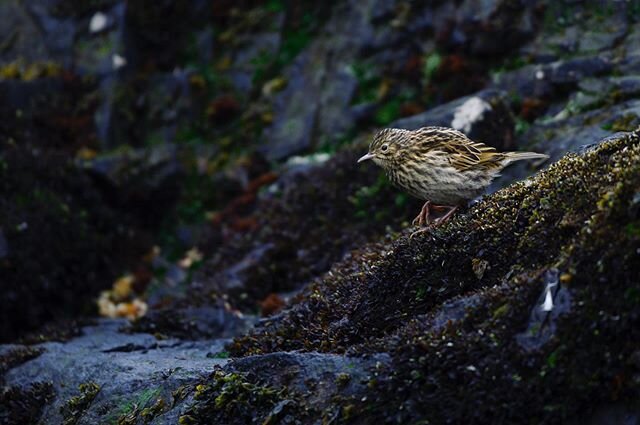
[
  {"xmin": 412, "ymin": 201, "xmax": 431, "ymax": 226},
  {"xmin": 409, "ymin": 205, "xmax": 459, "ymax": 238},
  {"xmin": 432, "ymin": 205, "xmax": 459, "ymax": 227}
]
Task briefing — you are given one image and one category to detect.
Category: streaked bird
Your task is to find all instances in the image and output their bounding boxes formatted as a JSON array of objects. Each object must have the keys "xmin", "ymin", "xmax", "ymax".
[{"xmin": 357, "ymin": 126, "xmax": 548, "ymax": 234}]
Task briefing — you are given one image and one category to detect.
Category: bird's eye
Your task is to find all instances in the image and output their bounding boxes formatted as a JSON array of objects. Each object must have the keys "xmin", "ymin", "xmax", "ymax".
[{"xmin": 381, "ymin": 144, "xmax": 388, "ymax": 152}]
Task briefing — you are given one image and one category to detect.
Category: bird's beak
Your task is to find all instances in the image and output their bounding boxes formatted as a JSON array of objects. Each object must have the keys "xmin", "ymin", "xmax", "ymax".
[{"xmin": 357, "ymin": 153, "xmax": 374, "ymax": 163}]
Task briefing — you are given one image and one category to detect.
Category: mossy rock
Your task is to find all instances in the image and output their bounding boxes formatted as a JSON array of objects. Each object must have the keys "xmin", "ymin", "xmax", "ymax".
[{"xmin": 228, "ymin": 129, "xmax": 640, "ymax": 423}]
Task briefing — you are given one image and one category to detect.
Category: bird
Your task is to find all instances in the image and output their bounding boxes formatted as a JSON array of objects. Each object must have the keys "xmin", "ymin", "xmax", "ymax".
[{"xmin": 357, "ymin": 126, "xmax": 548, "ymax": 235}]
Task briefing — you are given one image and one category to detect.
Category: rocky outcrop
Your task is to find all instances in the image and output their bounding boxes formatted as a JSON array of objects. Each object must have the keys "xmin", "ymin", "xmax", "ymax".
[
  {"xmin": 3, "ymin": 2, "xmax": 640, "ymax": 424},
  {"xmin": 3, "ymin": 130, "xmax": 639, "ymax": 423},
  {"xmin": 0, "ymin": 143, "xmax": 152, "ymax": 342},
  {"xmin": 1, "ymin": 320, "xmax": 228, "ymax": 424}
]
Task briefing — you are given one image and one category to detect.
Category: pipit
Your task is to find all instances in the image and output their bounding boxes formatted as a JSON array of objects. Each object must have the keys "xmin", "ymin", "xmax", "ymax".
[{"xmin": 357, "ymin": 126, "xmax": 548, "ymax": 236}]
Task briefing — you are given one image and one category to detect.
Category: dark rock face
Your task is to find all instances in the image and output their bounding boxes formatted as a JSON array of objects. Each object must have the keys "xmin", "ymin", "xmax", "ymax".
[
  {"xmin": 0, "ymin": 145, "xmax": 149, "ymax": 342},
  {"xmin": 1, "ymin": 320, "xmax": 228, "ymax": 424},
  {"xmin": 3, "ymin": 1, "xmax": 640, "ymax": 424},
  {"xmin": 391, "ymin": 88, "xmax": 517, "ymax": 150},
  {"xmin": 2, "ymin": 131, "xmax": 639, "ymax": 424},
  {"xmin": 261, "ymin": 0, "xmax": 542, "ymax": 159}
]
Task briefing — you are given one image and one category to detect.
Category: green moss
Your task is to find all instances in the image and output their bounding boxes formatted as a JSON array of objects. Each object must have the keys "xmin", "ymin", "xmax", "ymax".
[
  {"xmin": 351, "ymin": 61, "xmax": 382, "ymax": 105},
  {"xmin": 250, "ymin": 4, "xmax": 330, "ymax": 86},
  {"xmin": 609, "ymin": 113, "xmax": 640, "ymax": 132},
  {"xmin": 178, "ymin": 370, "xmax": 294, "ymax": 424},
  {"xmin": 349, "ymin": 173, "xmax": 395, "ymax": 221},
  {"xmin": 210, "ymin": 350, "xmax": 230, "ymax": 359},
  {"xmin": 374, "ymin": 98, "xmax": 402, "ymax": 126},
  {"xmin": 140, "ymin": 397, "xmax": 166, "ymax": 423},
  {"xmin": 61, "ymin": 382, "xmax": 101, "ymax": 425},
  {"xmin": 422, "ymin": 52, "xmax": 443, "ymax": 84},
  {"xmin": 109, "ymin": 387, "xmax": 163, "ymax": 424},
  {"xmin": 336, "ymin": 373, "xmax": 352, "ymax": 388},
  {"xmin": 492, "ymin": 303, "xmax": 510, "ymax": 318}
]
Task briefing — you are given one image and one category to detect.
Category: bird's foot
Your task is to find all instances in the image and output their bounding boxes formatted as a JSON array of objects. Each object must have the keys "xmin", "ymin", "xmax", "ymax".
[
  {"xmin": 412, "ymin": 201, "xmax": 431, "ymax": 226},
  {"xmin": 410, "ymin": 226, "xmax": 432, "ymax": 238},
  {"xmin": 410, "ymin": 205, "xmax": 459, "ymax": 238},
  {"xmin": 430, "ymin": 206, "xmax": 459, "ymax": 227}
]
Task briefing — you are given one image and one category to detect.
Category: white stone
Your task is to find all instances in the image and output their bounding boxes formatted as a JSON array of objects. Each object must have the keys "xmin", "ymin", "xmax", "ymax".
[
  {"xmin": 285, "ymin": 152, "xmax": 331, "ymax": 167},
  {"xmin": 112, "ymin": 54, "xmax": 127, "ymax": 70},
  {"xmin": 89, "ymin": 12, "xmax": 108, "ymax": 33},
  {"xmin": 451, "ymin": 97, "xmax": 492, "ymax": 133}
]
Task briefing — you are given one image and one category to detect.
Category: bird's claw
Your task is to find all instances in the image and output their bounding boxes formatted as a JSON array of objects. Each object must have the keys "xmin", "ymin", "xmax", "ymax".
[
  {"xmin": 412, "ymin": 201, "xmax": 431, "ymax": 227},
  {"xmin": 410, "ymin": 226, "xmax": 432, "ymax": 238},
  {"xmin": 410, "ymin": 205, "xmax": 458, "ymax": 238}
]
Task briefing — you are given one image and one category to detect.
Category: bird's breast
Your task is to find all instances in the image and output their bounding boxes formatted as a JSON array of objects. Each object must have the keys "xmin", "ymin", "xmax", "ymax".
[{"xmin": 386, "ymin": 161, "xmax": 491, "ymax": 205}]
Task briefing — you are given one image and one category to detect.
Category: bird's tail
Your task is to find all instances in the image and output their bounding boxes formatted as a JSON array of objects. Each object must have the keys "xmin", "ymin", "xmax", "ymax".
[{"xmin": 504, "ymin": 151, "xmax": 549, "ymax": 164}]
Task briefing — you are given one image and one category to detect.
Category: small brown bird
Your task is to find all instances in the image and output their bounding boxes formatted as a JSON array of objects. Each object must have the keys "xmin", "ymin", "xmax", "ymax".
[{"xmin": 357, "ymin": 126, "xmax": 548, "ymax": 233}]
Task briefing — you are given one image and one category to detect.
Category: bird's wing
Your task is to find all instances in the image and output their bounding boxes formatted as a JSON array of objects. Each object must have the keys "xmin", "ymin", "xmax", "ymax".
[{"xmin": 415, "ymin": 127, "xmax": 503, "ymax": 171}]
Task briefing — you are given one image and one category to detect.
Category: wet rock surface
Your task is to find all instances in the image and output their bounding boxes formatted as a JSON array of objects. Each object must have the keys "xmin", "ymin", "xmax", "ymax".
[
  {"xmin": 2, "ymin": 320, "xmax": 228, "ymax": 424},
  {"xmin": 2, "ymin": 1, "xmax": 640, "ymax": 424}
]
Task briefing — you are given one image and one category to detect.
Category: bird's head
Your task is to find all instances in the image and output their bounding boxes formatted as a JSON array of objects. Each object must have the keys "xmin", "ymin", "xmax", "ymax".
[{"xmin": 357, "ymin": 128, "xmax": 406, "ymax": 168}]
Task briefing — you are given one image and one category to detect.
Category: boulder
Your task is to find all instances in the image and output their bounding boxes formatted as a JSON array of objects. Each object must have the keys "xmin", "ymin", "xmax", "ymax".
[
  {"xmin": 391, "ymin": 89, "xmax": 516, "ymax": 150},
  {"xmin": 1, "ymin": 320, "xmax": 228, "ymax": 424}
]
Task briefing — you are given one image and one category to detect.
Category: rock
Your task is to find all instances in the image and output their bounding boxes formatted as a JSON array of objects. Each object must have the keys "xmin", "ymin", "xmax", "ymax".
[
  {"xmin": 491, "ymin": 99, "xmax": 640, "ymax": 192},
  {"xmin": 130, "ymin": 306, "xmax": 255, "ymax": 340},
  {"xmin": 494, "ymin": 55, "xmax": 613, "ymax": 100},
  {"xmin": 522, "ymin": 99, "xmax": 640, "ymax": 160},
  {"xmin": 187, "ymin": 146, "xmax": 422, "ymax": 312},
  {"xmin": 0, "ymin": 0, "xmax": 76, "ymax": 66},
  {"xmin": 3, "ymin": 2, "xmax": 640, "ymax": 424},
  {"xmin": 261, "ymin": 0, "xmax": 540, "ymax": 160},
  {"xmin": 515, "ymin": 268, "xmax": 572, "ymax": 352},
  {"xmin": 229, "ymin": 130, "xmax": 640, "ymax": 423},
  {"xmin": 1, "ymin": 320, "xmax": 228, "ymax": 424},
  {"xmin": 0, "ymin": 143, "xmax": 148, "ymax": 342},
  {"xmin": 4, "ymin": 88, "xmax": 640, "ymax": 425},
  {"xmin": 0, "ymin": 1, "xmax": 56, "ymax": 65},
  {"xmin": 0, "ymin": 321, "xmax": 385, "ymax": 424},
  {"xmin": 390, "ymin": 88, "xmax": 516, "ymax": 150},
  {"xmin": 260, "ymin": 1, "xmax": 367, "ymax": 160},
  {"xmin": 169, "ymin": 351, "xmax": 390, "ymax": 424},
  {"xmin": 224, "ymin": 14, "xmax": 285, "ymax": 95},
  {"xmin": 0, "ymin": 229, "xmax": 8, "ymax": 259},
  {"xmin": 587, "ymin": 404, "xmax": 640, "ymax": 425},
  {"xmin": 80, "ymin": 144, "xmax": 183, "ymax": 228}
]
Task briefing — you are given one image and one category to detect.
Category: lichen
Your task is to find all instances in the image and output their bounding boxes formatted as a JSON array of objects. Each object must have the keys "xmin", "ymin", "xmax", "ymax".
[{"xmin": 0, "ymin": 60, "xmax": 62, "ymax": 81}]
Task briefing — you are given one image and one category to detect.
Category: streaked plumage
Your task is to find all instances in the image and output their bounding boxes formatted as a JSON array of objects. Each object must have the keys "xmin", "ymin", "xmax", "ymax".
[{"xmin": 357, "ymin": 126, "xmax": 548, "ymax": 230}]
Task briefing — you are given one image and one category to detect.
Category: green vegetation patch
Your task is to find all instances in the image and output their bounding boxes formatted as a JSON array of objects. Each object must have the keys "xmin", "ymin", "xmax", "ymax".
[
  {"xmin": 178, "ymin": 370, "xmax": 296, "ymax": 424},
  {"xmin": 61, "ymin": 382, "xmax": 101, "ymax": 425}
]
